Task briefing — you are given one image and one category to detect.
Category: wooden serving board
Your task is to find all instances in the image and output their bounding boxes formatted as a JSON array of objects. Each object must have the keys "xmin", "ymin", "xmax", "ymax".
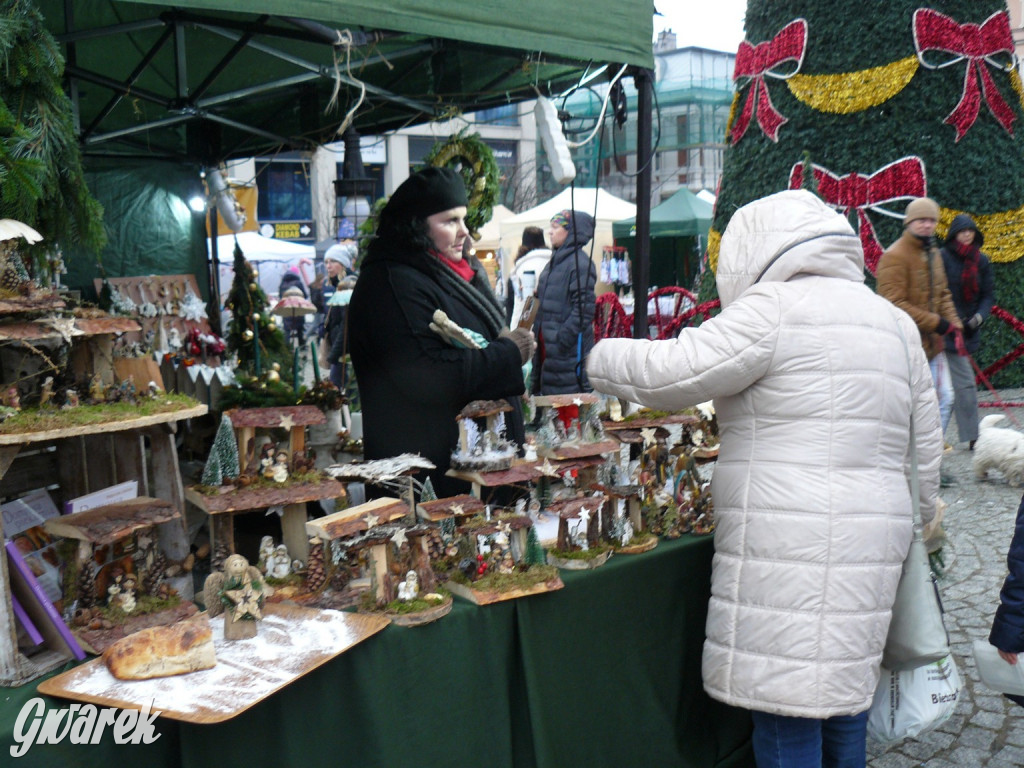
[
  {"xmin": 446, "ymin": 575, "xmax": 563, "ymax": 606},
  {"xmin": 38, "ymin": 603, "xmax": 389, "ymax": 723}
]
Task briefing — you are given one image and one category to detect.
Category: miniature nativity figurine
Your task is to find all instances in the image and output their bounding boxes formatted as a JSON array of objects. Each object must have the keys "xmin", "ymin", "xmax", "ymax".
[{"xmin": 203, "ymin": 553, "xmax": 274, "ymax": 640}]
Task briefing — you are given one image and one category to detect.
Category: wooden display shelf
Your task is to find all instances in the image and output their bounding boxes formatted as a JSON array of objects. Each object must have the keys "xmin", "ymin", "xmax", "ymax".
[{"xmin": 0, "ymin": 404, "xmax": 208, "ymax": 446}]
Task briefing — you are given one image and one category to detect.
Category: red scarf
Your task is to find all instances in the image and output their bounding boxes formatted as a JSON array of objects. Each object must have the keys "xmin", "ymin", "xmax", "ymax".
[
  {"xmin": 435, "ymin": 251, "xmax": 475, "ymax": 281},
  {"xmin": 955, "ymin": 240, "xmax": 980, "ymax": 303}
]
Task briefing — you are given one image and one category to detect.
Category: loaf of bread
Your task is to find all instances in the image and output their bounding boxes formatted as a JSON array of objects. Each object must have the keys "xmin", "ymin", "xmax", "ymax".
[{"xmin": 102, "ymin": 614, "xmax": 216, "ymax": 680}]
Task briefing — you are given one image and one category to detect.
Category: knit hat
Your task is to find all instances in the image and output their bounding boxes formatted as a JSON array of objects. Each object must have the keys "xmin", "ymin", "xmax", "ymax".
[
  {"xmin": 550, "ymin": 210, "xmax": 573, "ymax": 229},
  {"xmin": 381, "ymin": 166, "xmax": 468, "ymax": 224},
  {"xmin": 324, "ymin": 242, "xmax": 356, "ymax": 270},
  {"xmin": 904, "ymin": 197, "xmax": 940, "ymax": 226}
]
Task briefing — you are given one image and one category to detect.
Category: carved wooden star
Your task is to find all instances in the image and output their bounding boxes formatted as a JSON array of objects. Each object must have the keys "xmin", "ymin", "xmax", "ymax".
[
  {"xmin": 537, "ymin": 459, "xmax": 560, "ymax": 478},
  {"xmin": 640, "ymin": 427, "xmax": 657, "ymax": 446},
  {"xmin": 578, "ymin": 507, "xmax": 591, "ymax": 524},
  {"xmin": 224, "ymin": 584, "xmax": 263, "ymax": 621},
  {"xmin": 572, "ymin": 397, "xmax": 584, "ymax": 407},
  {"xmin": 449, "ymin": 503, "xmax": 465, "ymax": 518},
  {"xmin": 278, "ymin": 414, "xmax": 296, "ymax": 430},
  {"xmin": 391, "ymin": 528, "xmax": 408, "ymax": 548},
  {"xmin": 364, "ymin": 513, "xmax": 380, "ymax": 528}
]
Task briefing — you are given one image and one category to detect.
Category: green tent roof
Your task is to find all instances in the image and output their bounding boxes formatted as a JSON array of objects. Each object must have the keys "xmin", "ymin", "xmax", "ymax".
[
  {"xmin": 613, "ymin": 187, "xmax": 713, "ymax": 239},
  {"xmin": 36, "ymin": 0, "xmax": 654, "ymax": 161}
]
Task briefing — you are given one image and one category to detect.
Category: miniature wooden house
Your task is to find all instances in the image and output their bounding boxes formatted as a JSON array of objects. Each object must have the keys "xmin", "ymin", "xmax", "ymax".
[
  {"xmin": 451, "ymin": 399, "xmax": 517, "ymax": 472},
  {"xmin": 531, "ymin": 393, "xmax": 618, "ymax": 462},
  {"xmin": 185, "ymin": 405, "xmax": 344, "ymax": 567}
]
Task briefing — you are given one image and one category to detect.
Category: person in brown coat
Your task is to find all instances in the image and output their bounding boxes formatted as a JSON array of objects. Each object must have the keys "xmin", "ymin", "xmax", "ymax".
[{"xmin": 877, "ymin": 196, "xmax": 962, "ymax": 483}]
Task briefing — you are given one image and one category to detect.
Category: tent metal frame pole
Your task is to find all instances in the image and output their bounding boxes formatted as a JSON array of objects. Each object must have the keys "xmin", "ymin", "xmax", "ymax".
[{"xmin": 632, "ymin": 67, "xmax": 653, "ymax": 340}]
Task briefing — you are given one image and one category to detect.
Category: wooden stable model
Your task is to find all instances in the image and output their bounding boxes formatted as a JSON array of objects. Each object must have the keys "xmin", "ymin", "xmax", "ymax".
[{"xmin": 185, "ymin": 405, "xmax": 345, "ymax": 566}]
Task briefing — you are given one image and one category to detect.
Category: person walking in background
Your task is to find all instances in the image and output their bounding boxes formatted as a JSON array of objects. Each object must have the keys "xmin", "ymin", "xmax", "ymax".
[
  {"xmin": 505, "ymin": 226, "xmax": 550, "ymax": 326},
  {"xmin": 310, "ymin": 241, "xmax": 357, "ymax": 387},
  {"xmin": 278, "ymin": 265, "xmax": 310, "ymax": 345},
  {"xmin": 876, "ymin": 196, "xmax": 962, "ymax": 484},
  {"xmin": 940, "ymin": 214, "xmax": 995, "ymax": 450},
  {"xmin": 532, "ymin": 210, "xmax": 596, "ymax": 395},
  {"xmin": 587, "ymin": 190, "xmax": 943, "ymax": 768}
]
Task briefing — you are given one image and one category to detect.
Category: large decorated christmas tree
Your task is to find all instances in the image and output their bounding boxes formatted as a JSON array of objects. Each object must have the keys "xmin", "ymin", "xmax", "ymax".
[
  {"xmin": 700, "ymin": 1, "xmax": 1024, "ymax": 386},
  {"xmin": 224, "ymin": 241, "xmax": 291, "ymax": 377}
]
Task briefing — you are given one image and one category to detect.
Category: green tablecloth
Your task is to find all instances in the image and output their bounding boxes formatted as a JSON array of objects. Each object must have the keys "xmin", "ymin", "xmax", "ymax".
[{"xmin": 0, "ymin": 536, "xmax": 752, "ymax": 767}]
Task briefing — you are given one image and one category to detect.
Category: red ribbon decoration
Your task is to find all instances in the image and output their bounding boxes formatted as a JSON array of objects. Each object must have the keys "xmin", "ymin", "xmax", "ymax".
[
  {"xmin": 731, "ymin": 19, "xmax": 808, "ymax": 144},
  {"xmin": 788, "ymin": 156, "xmax": 927, "ymax": 274},
  {"xmin": 913, "ymin": 9, "xmax": 1016, "ymax": 141}
]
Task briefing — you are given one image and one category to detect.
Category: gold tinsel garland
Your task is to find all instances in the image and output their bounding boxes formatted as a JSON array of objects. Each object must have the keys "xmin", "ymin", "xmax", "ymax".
[{"xmin": 786, "ymin": 57, "xmax": 920, "ymax": 114}]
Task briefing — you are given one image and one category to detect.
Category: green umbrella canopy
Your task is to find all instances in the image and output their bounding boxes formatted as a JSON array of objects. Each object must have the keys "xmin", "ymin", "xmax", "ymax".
[{"xmin": 613, "ymin": 188, "xmax": 713, "ymax": 239}]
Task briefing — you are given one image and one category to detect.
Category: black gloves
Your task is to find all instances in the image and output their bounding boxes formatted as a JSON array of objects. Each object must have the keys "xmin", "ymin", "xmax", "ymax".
[{"xmin": 936, "ymin": 318, "xmax": 952, "ymax": 335}]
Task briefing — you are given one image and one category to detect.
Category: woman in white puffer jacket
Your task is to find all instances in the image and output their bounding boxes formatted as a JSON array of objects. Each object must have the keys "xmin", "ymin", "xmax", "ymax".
[{"xmin": 587, "ymin": 190, "xmax": 942, "ymax": 767}]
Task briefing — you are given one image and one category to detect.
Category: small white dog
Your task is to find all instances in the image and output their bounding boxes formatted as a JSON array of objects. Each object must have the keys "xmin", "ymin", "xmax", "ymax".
[{"xmin": 973, "ymin": 414, "xmax": 1024, "ymax": 487}]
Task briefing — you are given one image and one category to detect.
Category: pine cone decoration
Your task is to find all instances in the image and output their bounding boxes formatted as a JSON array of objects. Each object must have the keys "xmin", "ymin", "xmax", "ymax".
[
  {"xmin": 0, "ymin": 247, "xmax": 32, "ymax": 298},
  {"xmin": 142, "ymin": 551, "xmax": 168, "ymax": 596},
  {"xmin": 305, "ymin": 538, "xmax": 327, "ymax": 592},
  {"xmin": 76, "ymin": 562, "xmax": 97, "ymax": 607}
]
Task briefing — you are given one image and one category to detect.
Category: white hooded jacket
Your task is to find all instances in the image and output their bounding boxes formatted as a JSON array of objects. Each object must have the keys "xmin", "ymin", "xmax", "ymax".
[{"xmin": 587, "ymin": 190, "xmax": 942, "ymax": 717}]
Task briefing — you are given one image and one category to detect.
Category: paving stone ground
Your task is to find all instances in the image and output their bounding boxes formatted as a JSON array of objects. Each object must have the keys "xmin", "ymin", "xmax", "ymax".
[{"xmin": 867, "ymin": 391, "xmax": 1024, "ymax": 768}]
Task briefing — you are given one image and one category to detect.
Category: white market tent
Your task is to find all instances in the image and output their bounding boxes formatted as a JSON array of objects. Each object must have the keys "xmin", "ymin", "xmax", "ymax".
[{"xmin": 499, "ymin": 188, "xmax": 636, "ymax": 293}]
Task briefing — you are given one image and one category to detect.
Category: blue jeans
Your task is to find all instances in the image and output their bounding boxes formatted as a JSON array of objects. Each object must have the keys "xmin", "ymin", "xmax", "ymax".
[
  {"xmin": 929, "ymin": 351, "xmax": 954, "ymax": 435},
  {"xmin": 750, "ymin": 710, "xmax": 868, "ymax": 768}
]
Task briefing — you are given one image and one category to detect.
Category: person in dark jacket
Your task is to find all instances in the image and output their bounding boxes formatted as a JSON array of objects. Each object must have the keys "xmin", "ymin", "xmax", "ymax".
[
  {"xmin": 940, "ymin": 214, "xmax": 995, "ymax": 449},
  {"xmin": 532, "ymin": 209, "xmax": 596, "ymax": 394},
  {"xmin": 989, "ymin": 491, "xmax": 1024, "ymax": 707},
  {"xmin": 348, "ymin": 167, "xmax": 534, "ymax": 497}
]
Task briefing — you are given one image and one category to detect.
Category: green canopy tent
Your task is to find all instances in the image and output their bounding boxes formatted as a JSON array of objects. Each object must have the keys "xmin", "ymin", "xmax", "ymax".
[
  {"xmin": 31, "ymin": 0, "xmax": 655, "ymax": 299},
  {"xmin": 612, "ymin": 187, "xmax": 712, "ymax": 288}
]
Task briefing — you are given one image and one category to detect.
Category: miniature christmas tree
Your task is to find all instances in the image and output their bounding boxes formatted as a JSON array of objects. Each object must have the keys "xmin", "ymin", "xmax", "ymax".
[
  {"xmin": 524, "ymin": 525, "xmax": 546, "ymax": 566},
  {"xmin": 0, "ymin": 0, "xmax": 105, "ymax": 259},
  {"xmin": 201, "ymin": 413, "xmax": 240, "ymax": 486},
  {"xmin": 419, "ymin": 477, "xmax": 437, "ymax": 503},
  {"xmin": 224, "ymin": 240, "xmax": 292, "ymax": 377},
  {"xmin": 700, "ymin": 0, "xmax": 1024, "ymax": 386}
]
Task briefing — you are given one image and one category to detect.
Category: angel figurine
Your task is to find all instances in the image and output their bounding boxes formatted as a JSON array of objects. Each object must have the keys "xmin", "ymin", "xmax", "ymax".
[{"xmin": 203, "ymin": 554, "xmax": 274, "ymax": 640}]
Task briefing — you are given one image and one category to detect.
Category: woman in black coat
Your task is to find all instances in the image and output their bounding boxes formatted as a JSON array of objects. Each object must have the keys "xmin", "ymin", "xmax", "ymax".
[{"xmin": 348, "ymin": 167, "xmax": 534, "ymax": 497}]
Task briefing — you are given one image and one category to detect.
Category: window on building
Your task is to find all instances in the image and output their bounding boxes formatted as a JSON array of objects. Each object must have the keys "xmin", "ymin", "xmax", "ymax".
[
  {"xmin": 676, "ymin": 114, "xmax": 689, "ymax": 166},
  {"xmin": 474, "ymin": 104, "xmax": 520, "ymax": 127},
  {"xmin": 255, "ymin": 161, "xmax": 312, "ymax": 221}
]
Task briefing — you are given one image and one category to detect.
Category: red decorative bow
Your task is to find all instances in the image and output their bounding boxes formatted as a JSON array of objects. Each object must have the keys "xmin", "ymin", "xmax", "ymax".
[
  {"xmin": 731, "ymin": 19, "xmax": 807, "ymax": 144},
  {"xmin": 913, "ymin": 9, "xmax": 1016, "ymax": 141},
  {"xmin": 788, "ymin": 156, "xmax": 927, "ymax": 274}
]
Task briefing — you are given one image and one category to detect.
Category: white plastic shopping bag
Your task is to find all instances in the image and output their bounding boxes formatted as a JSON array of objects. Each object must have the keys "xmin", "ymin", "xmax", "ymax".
[{"xmin": 867, "ymin": 655, "xmax": 961, "ymax": 744}]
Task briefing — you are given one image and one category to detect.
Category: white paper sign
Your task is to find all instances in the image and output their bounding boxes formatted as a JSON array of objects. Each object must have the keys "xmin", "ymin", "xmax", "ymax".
[
  {"xmin": 63, "ymin": 480, "xmax": 138, "ymax": 515},
  {"xmin": 1, "ymin": 489, "xmax": 60, "ymax": 537}
]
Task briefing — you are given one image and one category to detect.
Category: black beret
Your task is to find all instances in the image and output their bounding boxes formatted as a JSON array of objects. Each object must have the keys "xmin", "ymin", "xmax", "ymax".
[{"xmin": 381, "ymin": 166, "xmax": 468, "ymax": 224}]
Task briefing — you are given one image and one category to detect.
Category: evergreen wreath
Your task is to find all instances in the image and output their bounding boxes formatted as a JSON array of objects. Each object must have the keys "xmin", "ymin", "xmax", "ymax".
[{"xmin": 424, "ymin": 131, "xmax": 500, "ymax": 238}]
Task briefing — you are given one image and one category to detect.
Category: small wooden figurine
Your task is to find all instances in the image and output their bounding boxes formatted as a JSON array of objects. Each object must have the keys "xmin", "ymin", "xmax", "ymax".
[{"xmin": 203, "ymin": 554, "xmax": 274, "ymax": 640}]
